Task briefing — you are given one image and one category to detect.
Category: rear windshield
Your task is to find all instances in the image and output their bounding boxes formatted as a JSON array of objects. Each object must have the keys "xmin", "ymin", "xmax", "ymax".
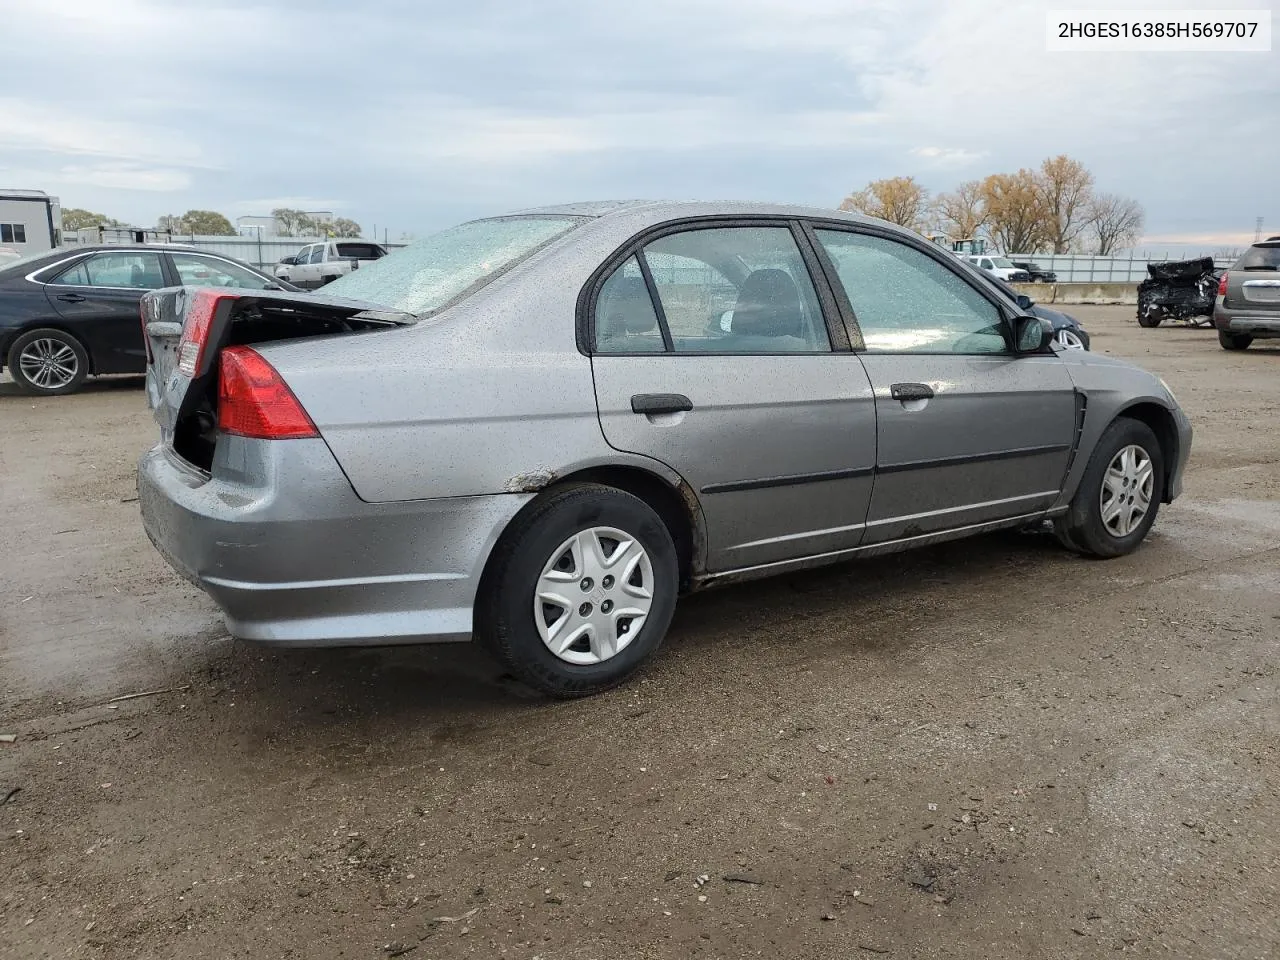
[
  {"xmin": 1234, "ymin": 244, "xmax": 1280, "ymax": 270},
  {"xmin": 322, "ymin": 216, "xmax": 584, "ymax": 314},
  {"xmin": 335, "ymin": 242, "xmax": 384, "ymax": 259}
]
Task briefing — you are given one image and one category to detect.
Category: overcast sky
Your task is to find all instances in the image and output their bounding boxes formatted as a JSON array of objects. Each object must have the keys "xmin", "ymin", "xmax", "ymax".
[{"xmin": 3, "ymin": 0, "xmax": 1276, "ymax": 248}]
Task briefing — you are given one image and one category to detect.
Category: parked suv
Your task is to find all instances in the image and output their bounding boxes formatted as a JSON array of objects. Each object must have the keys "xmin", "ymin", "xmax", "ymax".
[
  {"xmin": 967, "ymin": 255, "xmax": 1030, "ymax": 283},
  {"xmin": 275, "ymin": 240, "xmax": 388, "ymax": 289},
  {"xmin": 1213, "ymin": 240, "xmax": 1280, "ymax": 350}
]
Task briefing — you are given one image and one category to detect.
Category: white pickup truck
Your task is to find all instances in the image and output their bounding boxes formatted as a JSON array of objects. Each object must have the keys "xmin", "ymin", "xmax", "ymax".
[{"xmin": 275, "ymin": 240, "xmax": 388, "ymax": 289}]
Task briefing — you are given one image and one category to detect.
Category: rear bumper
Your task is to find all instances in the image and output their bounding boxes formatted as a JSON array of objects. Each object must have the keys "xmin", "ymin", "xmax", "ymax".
[
  {"xmin": 1215, "ymin": 306, "xmax": 1280, "ymax": 337},
  {"xmin": 137, "ymin": 437, "xmax": 531, "ymax": 646}
]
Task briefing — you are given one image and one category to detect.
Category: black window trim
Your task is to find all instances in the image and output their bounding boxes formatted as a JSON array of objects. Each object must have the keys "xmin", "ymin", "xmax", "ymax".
[
  {"xmin": 577, "ymin": 215, "xmax": 854, "ymax": 358},
  {"xmin": 798, "ymin": 217, "xmax": 1022, "ymax": 356}
]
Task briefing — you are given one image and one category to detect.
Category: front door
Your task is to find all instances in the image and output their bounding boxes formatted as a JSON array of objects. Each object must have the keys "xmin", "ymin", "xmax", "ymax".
[
  {"xmin": 811, "ymin": 227, "xmax": 1078, "ymax": 543},
  {"xmin": 589, "ymin": 223, "xmax": 878, "ymax": 571},
  {"xmin": 44, "ymin": 250, "xmax": 168, "ymax": 374}
]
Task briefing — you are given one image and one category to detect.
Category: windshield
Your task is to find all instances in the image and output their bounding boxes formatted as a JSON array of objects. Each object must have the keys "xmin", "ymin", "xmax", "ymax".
[
  {"xmin": 321, "ymin": 216, "xmax": 584, "ymax": 314},
  {"xmin": 991, "ymin": 257, "xmax": 1016, "ymax": 269},
  {"xmin": 1234, "ymin": 244, "xmax": 1280, "ymax": 271}
]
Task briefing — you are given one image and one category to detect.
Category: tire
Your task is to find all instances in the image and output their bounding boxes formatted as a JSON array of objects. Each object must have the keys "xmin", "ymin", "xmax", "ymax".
[
  {"xmin": 475, "ymin": 483, "xmax": 679, "ymax": 697},
  {"xmin": 1054, "ymin": 417, "xmax": 1164, "ymax": 558},
  {"xmin": 1219, "ymin": 330, "xmax": 1253, "ymax": 351},
  {"xmin": 320, "ymin": 275, "xmax": 338, "ymax": 286},
  {"xmin": 6, "ymin": 328, "xmax": 90, "ymax": 396},
  {"xmin": 1137, "ymin": 310, "xmax": 1163, "ymax": 328}
]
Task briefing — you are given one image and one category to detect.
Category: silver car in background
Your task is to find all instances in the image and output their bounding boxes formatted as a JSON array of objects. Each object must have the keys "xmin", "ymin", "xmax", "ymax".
[{"xmin": 138, "ymin": 201, "xmax": 1192, "ymax": 697}]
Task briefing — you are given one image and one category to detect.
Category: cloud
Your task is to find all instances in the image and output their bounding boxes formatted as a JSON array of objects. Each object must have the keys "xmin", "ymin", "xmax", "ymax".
[
  {"xmin": 231, "ymin": 198, "xmax": 350, "ymax": 214},
  {"xmin": 0, "ymin": 98, "xmax": 207, "ymax": 167},
  {"xmin": 910, "ymin": 147, "xmax": 988, "ymax": 167},
  {"xmin": 0, "ymin": 162, "xmax": 189, "ymax": 193}
]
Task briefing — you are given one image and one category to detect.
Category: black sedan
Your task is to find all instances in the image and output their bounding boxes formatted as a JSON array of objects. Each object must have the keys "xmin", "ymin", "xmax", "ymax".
[
  {"xmin": 0, "ymin": 245, "xmax": 295, "ymax": 395},
  {"xmin": 983, "ymin": 271, "xmax": 1090, "ymax": 350},
  {"xmin": 1012, "ymin": 260, "xmax": 1059, "ymax": 284}
]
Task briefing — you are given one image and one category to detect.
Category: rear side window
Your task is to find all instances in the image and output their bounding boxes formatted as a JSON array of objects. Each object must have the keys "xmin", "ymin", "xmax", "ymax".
[
  {"xmin": 642, "ymin": 226, "xmax": 829, "ymax": 354},
  {"xmin": 1235, "ymin": 244, "xmax": 1280, "ymax": 270},
  {"xmin": 595, "ymin": 256, "xmax": 663, "ymax": 353}
]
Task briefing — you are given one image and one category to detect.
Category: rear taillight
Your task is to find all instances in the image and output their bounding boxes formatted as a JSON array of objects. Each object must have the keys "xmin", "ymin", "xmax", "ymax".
[
  {"xmin": 179, "ymin": 289, "xmax": 239, "ymax": 377},
  {"xmin": 1217, "ymin": 272, "xmax": 1229, "ymax": 297},
  {"xmin": 217, "ymin": 346, "xmax": 318, "ymax": 440}
]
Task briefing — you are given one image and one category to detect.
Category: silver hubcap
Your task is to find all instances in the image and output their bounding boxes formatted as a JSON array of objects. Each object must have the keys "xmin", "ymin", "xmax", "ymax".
[
  {"xmin": 1101, "ymin": 444, "xmax": 1154, "ymax": 538},
  {"xmin": 19, "ymin": 337, "xmax": 79, "ymax": 389},
  {"xmin": 1056, "ymin": 329, "xmax": 1086, "ymax": 350},
  {"xmin": 534, "ymin": 526, "xmax": 654, "ymax": 665}
]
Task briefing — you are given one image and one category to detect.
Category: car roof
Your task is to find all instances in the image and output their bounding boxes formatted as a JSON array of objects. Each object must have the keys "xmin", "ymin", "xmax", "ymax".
[{"xmin": 507, "ymin": 199, "xmax": 887, "ymax": 228}]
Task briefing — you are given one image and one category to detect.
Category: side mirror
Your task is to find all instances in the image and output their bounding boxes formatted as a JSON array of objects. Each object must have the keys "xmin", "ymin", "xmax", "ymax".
[
  {"xmin": 1015, "ymin": 293, "xmax": 1035, "ymax": 310},
  {"xmin": 1014, "ymin": 315, "xmax": 1053, "ymax": 353}
]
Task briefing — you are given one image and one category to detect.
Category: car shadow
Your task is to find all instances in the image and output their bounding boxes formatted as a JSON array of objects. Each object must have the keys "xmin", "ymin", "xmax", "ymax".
[{"xmin": 0, "ymin": 374, "xmax": 145, "ymax": 398}]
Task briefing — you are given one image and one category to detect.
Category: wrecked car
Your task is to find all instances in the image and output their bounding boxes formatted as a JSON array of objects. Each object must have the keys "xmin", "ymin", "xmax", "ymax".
[
  {"xmin": 1137, "ymin": 256, "xmax": 1221, "ymax": 328},
  {"xmin": 138, "ymin": 201, "xmax": 1192, "ymax": 697}
]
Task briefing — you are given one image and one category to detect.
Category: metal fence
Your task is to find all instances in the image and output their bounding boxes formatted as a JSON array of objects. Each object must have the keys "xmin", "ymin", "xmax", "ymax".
[
  {"xmin": 60, "ymin": 232, "xmax": 408, "ymax": 269},
  {"xmin": 1005, "ymin": 253, "xmax": 1234, "ymax": 283}
]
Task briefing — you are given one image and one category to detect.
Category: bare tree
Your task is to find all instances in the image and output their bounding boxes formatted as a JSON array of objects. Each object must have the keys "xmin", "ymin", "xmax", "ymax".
[
  {"xmin": 981, "ymin": 170, "xmax": 1050, "ymax": 253},
  {"xmin": 1038, "ymin": 155, "xmax": 1096, "ymax": 254},
  {"xmin": 840, "ymin": 176, "xmax": 930, "ymax": 231},
  {"xmin": 272, "ymin": 208, "xmax": 308, "ymax": 237},
  {"xmin": 331, "ymin": 217, "xmax": 362, "ymax": 238},
  {"xmin": 934, "ymin": 180, "xmax": 988, "ymax": 239},
  {"xmin": 1087, "ymin": 193, "xmax": 1145, "ymax": 255}
]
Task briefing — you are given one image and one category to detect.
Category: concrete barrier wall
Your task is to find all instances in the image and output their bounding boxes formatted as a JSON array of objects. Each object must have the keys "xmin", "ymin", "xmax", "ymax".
[{"xmin": 1011, "ymin": 282, "xmax": 1138, "ymax": 305}]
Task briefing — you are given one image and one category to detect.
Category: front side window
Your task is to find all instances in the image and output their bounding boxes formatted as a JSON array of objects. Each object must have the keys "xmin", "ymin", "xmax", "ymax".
[
  {"xmin": 594, "ymin": 256, "xmax": 663, "ymax": 353},
  {"xmin": 309, "ymin": 246, "xmax": 326, "ymax": 264},
  {"xmin": 641, "ymin": 226, "xmax": 829, "ymax": 354},
  {"xmin": 171, "ymin": 253, "xmax": 273, "ymax": 289},
  {"xmin": 323, "ymin": 215, "xmax": 583, "ymax": 315},
  {"xmin": 815, "ymin": 230, "xmax": 1007, "ymax": 354}
]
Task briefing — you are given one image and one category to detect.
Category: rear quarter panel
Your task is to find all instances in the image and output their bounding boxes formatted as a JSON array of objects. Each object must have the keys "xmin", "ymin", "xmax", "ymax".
[{"xmin": 261, "ymin": 234, "xmax": 664, "ymax": 503}]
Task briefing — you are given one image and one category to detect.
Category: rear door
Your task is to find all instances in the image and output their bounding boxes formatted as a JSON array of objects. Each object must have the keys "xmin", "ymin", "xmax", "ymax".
[
  {"xmin": 45, "ymin": 250, "xmax": 169, "ymax": 374},
  {"xmin": 589, "ymin": 221, "xmax": 878, "ymax": 572},
  {"xmin": 810, "ymin": 226, "xmax": 1077, "ymax": 543}
]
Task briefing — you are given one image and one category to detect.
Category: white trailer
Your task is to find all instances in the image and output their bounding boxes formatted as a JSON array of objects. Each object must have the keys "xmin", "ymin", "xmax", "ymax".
[{"xmin": 0, "ymin": 189, "xmax": 61, "ymax": 256}]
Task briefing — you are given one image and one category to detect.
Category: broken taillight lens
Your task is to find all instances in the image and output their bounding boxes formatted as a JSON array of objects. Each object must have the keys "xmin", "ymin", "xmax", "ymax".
[{"xmin": 217, "ymin": 346, "xmax": 318, "ymax": 440}]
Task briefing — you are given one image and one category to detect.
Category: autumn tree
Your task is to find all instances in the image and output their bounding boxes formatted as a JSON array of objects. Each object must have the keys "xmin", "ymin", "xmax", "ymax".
[
  {"xmin": 1037, "ymin": 155, "xmax": 1096, "ymax": 253},
  {"xmin": 933, "ymin": 180, "xmax": 988, "ymax": 239},
  {"xmin": 1087, "ymin": 193, "xmax": 1144, "ymax": 255},
  {"xmin": 331, "ymin": 217, "xmax": 362, "ymax": 238},
  {"xmin": 839, "ymin": 176, "xmax": 930, "ymax": 231},
  {"xmin": 981, "ymin": 170, "xmax": 1050, "ymax": 254}
]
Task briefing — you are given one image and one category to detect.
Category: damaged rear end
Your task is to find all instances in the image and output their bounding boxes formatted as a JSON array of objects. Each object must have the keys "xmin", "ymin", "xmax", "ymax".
[{"xmin": 136, "ymin": 287, "xmax": 497, "ymax": 646}]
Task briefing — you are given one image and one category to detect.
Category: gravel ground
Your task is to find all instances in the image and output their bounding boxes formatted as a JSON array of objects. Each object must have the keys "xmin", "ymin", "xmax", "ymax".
[{"xmin": 2, "ymin": 306, "xmax": 1277, "ymax": 960}]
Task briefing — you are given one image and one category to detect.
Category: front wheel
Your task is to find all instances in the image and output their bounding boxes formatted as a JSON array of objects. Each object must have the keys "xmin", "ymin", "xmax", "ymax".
[
  {"xmin": 475, "ymin": 483, "xmax": 679, "ymax": 697},
  {"xmin": 1055, "ymin": 417, "xmax": 1164, "ymax": 558},
  {"xmin": 1218, "ymin": 330, "xmax": 1253, "ymax": 351},
  {"xmin": 1137, "ymin": 310, "xmax": 1163, "ymax": 328},
  {"xmin": 7, "ymin": 328, "xmax": 90, "ymax": 395}
]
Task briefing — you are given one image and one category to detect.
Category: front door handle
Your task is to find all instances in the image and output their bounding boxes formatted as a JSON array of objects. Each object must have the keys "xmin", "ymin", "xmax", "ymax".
[
  {"xmin": 890, "ymin": 382, "xmax": 934, "ymax": 402},
  {"xmin": 631, "ymin": 393, "xmax": 693, "ymax": 415},
  {"xmin": 56, "ymin": 293, "xmax": 87, "ymax": 303}
]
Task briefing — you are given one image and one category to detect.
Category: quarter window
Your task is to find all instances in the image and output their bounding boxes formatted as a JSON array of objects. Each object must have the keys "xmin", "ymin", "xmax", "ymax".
[
  {"xmin": 594, "ymin": 256, "xmax": 663, "ymax": 353},
  {"xmin": 641, "ymin": 227, "xmax": 829, "ymax": 354},
  {"xmin": 0, "ymin": 223, "xmax": 27, "ymax": 244},
  {"xmin": 815, "ymin": 230, "xmax": 1006, "ymax": 354}
]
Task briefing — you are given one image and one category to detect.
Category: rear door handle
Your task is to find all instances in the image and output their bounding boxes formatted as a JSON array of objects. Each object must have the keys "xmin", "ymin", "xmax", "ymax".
[
  {"xmin": 631, "ymin": 393, "xmax": 693, "ymax": 415},
  {"xmin": 890, "ymin": 382, "xmax": 934, "ymax": 402},
  {"xmin": 56, "ymin": 293, "xmax": 87, "ymax": 303}
]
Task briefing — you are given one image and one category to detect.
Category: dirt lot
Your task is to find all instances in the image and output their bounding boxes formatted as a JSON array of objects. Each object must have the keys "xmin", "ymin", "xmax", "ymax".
[{"xmin": 2, "ymin": 306, "xmax": 1277, "ymax": 960}]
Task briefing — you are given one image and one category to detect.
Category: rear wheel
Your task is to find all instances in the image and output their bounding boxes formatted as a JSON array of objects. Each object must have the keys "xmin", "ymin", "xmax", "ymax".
[
  {"xmin": 1218, "ymin": 330, "xmax": 1253, "ymax": 351},
  {"xmin": 7, "ymin": 328, "xmax": 89, "ymax": 396},
  {"xmin": 1137, "ymin": 309, "xmax": 1163, "ymax": 328},
  {"xmin": 1055, "ymin": 417, "xmax": 1164, "ymax": 558},
  {"xmin": 476, "ymin": 483, "xmax": 679, "ymax": 697}
]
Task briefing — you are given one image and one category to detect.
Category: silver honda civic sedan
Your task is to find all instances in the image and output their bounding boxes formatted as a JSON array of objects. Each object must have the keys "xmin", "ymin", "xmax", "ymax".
[{"xmin": 138, "ymin": 201, "xmax": 1192, "ymax": 696}]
